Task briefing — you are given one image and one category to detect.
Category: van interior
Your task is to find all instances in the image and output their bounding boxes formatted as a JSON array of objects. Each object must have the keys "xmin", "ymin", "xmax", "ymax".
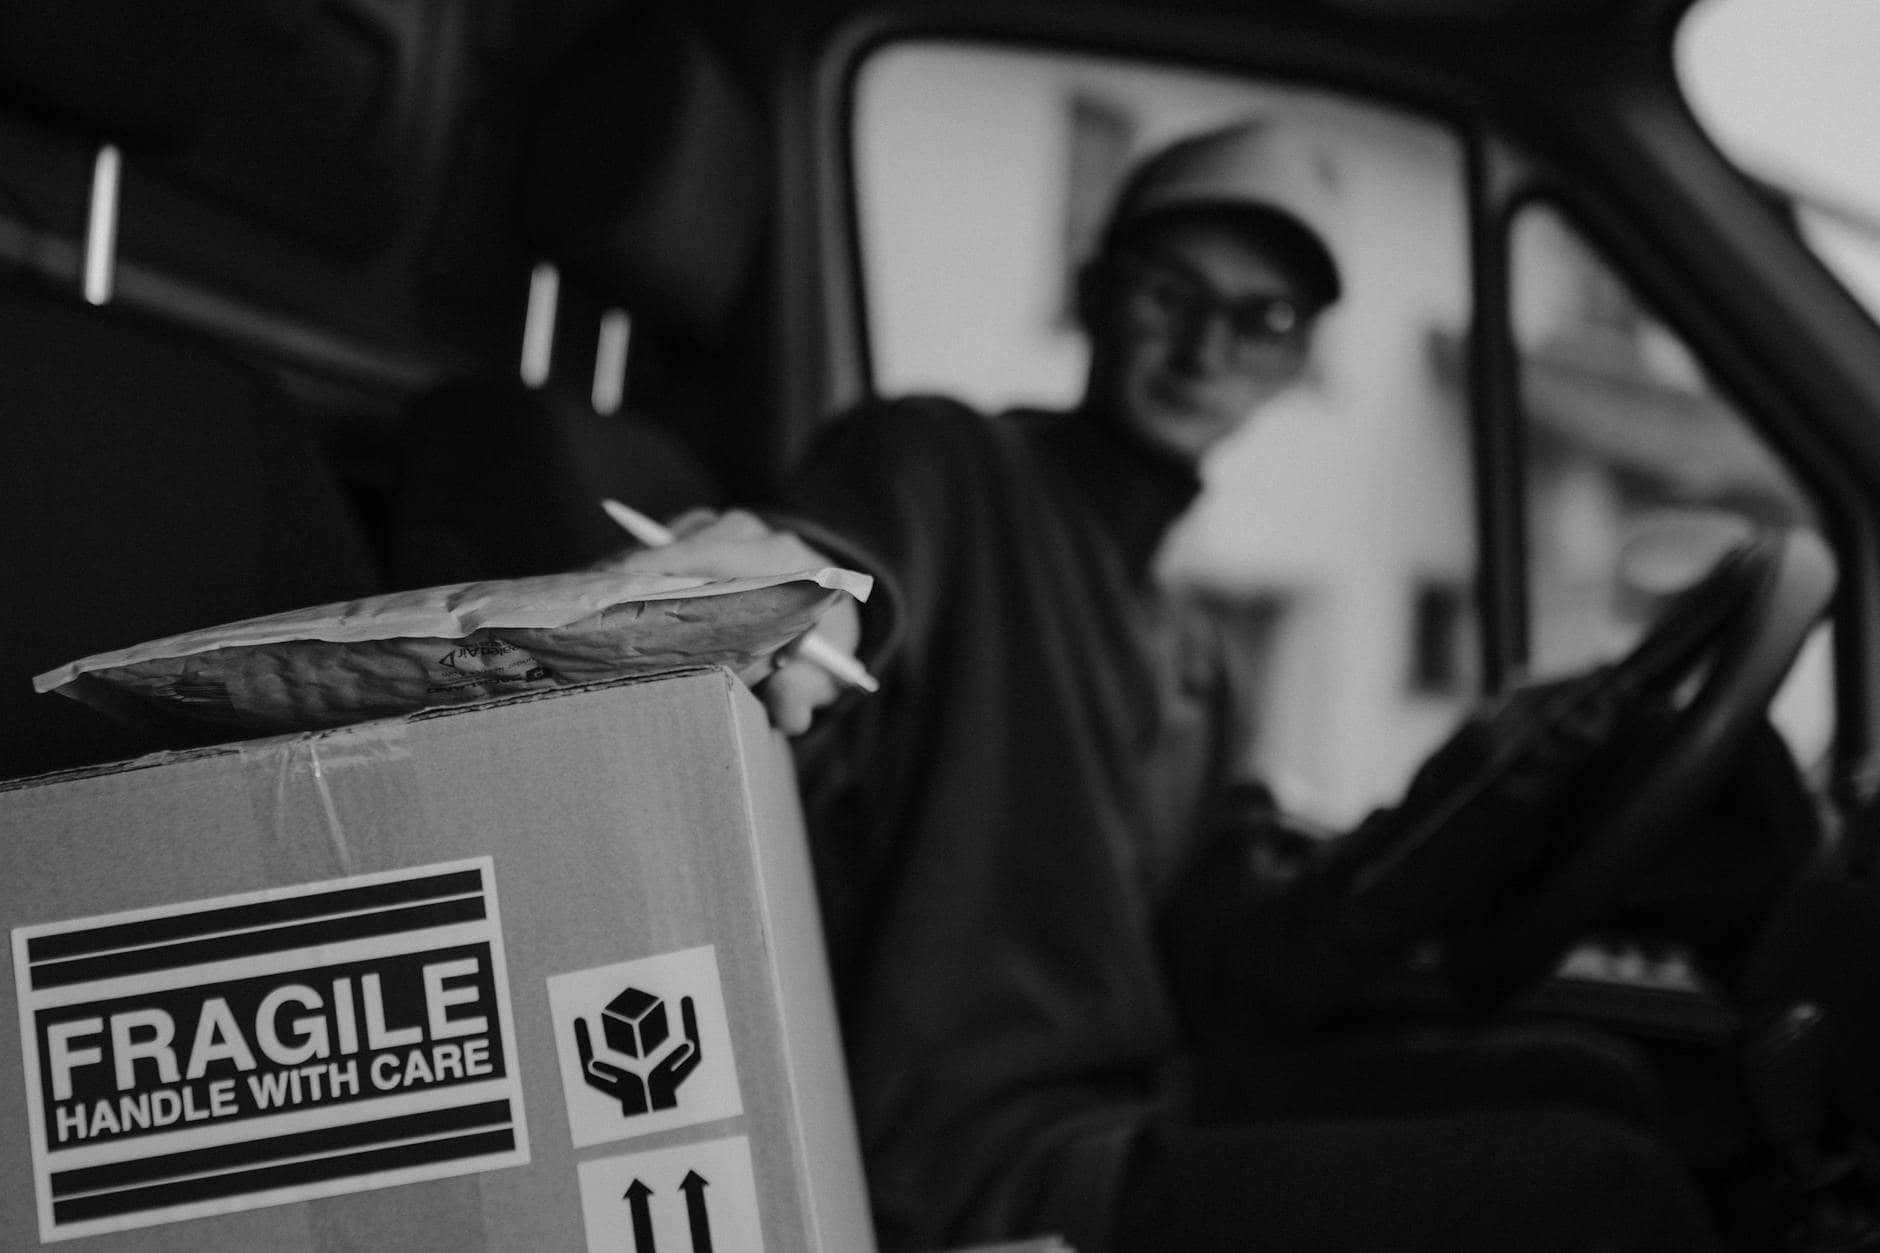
[{"xmin": 6, "ymin": 0, "xmax": 1880, "ymax": 1247}]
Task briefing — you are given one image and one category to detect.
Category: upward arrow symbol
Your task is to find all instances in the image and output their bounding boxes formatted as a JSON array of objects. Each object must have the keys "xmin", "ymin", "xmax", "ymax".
[
  {"xmin": 679, "ymin": 1170, "xmax": 714, "ymax": 1253},
  {"xmin": 623, "ymin": 1178, "xmax": 656, "ymax": 1252}
]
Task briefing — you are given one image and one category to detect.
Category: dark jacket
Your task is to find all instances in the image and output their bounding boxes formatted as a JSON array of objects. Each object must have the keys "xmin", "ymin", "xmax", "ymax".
[{"xmin": 780, "ymin": 396, "xmax": 1264, "ymax": 1252}]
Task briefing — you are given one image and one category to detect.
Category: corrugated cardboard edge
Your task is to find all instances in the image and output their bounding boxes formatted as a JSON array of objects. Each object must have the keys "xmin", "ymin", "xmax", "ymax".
[
  {"xmin": 2, "ymin": 667, "xmax": 725, "ymax": 796},
  {"xmin": 719, "ymin": 673, "xmax": 880, "ymax": 1253}
]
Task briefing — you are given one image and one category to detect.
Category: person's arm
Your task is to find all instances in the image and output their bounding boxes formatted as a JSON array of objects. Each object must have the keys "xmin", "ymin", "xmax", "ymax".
[
  {"xmin": 1166, "ymin": 670, "xmax": 1636, "ymax": 1036},
  {"xmin": 598, "ymin": 506, "xmax": 868, "ymax": 734},
  {"xmin": 601, "ymin": 395, "xmax": 976, "ymax": 736}
]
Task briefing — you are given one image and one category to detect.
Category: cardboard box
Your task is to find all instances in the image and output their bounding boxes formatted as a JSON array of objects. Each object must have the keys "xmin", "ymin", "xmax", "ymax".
[{"xmin": 0, "ymin": 667, "xmax": 876, "ymax": 1251}]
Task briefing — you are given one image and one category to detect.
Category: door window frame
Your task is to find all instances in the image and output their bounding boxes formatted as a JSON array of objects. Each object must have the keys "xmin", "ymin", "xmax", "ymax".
[{"xmin": 802, "ymin": 13, "xmax": 1871, "ymax": 807}]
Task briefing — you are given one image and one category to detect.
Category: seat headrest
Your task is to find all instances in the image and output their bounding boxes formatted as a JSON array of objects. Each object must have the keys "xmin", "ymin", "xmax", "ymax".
[
  {"xmin": 521, "ymin": 16, "xmax": 763, "ymax": 345},
  {"xmin": 0, "ymin": 0, "xmax": 427, "ymax": 257},
  {"xmin": 0, "ymin": 0, "xmax": 259, "ymax": 149},
  {"xmin": 158, "ymin": 1, "xmax": 419, "ymax": 255}
]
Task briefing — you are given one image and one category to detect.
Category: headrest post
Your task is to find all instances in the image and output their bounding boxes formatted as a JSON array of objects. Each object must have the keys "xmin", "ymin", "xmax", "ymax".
[
  {"xmin": 520, "ymin": 261, "xmax": 560, "ymax": 388},
  {"xmin": 83, "ymin": 144, "xmax": 122, "ymax": 307},
  {"xmin": 592, "ymin": 308, "xmax": 632, "ymax": 415}
]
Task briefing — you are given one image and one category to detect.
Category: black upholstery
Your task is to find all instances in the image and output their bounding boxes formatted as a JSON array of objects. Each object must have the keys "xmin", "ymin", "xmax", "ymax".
[
  {"xmin": 386, "ymin": 13, "xmax": 756, "ymax": 587},
  {"xmin": 389, "ymin": 379, "xmax": 725, "ymax": 585},
  {"xmin": 0, "ymin": 0, "xmax": 533, "ymax": 390},
  {"xmin": 0, "ymin": 278, "xmax": 383, "ymax": 780},
  {"xmin": 0, "ymin": 3, "xmax": 756, "ymax": 780},
  {"xmin": 522, "ymin": 15, "xmax": 764, "ymax": 346},
  {"xmin": 0, "ymin": 0, "xmax": 241, "ymax": 149},
  {"xmin": 0, "ymin": 3, "xmax": 405, "ymax": 780}
]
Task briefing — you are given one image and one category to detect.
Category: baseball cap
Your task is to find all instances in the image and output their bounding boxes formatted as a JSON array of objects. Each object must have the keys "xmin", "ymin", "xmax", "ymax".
[{"xmin": 1101, "ymin": 120, "xmax": 1344, "ymax": 306}]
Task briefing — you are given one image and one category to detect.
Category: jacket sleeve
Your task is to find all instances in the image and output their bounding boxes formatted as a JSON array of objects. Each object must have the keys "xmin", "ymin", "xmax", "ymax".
[
  {"xmin": 1165, "ymin": 666, "xmax": 1643, "ymax": 1035},
  {"xmin": 768, "ymin": 394, "xmax": 991, "ymax": 677},
  {"xmin": 761, "ymin": 394, "xmax": 995, "ymax": 981}
]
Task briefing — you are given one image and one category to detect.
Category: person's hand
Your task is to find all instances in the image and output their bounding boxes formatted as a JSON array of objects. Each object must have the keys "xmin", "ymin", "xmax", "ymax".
[
  {"xmin": 761, "ymin": 594, "xmax": 862, "ymax": 736},
  {"xmin": 647, "ymin": 996, "xmax": 703, "ymax": 1111},
  {"xmin": 599, "ymin": 509, "xmax": 864, "ymax": 736},
  {"xmin": 574, "ymin": 1017, "xmax": 651, "ymax": 1115}
]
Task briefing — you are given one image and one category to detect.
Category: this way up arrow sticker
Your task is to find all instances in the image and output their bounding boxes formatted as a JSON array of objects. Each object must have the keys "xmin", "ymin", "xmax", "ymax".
[
  {"xmin": 680, "ymin": 1170, "xmax": 715, "ymax": 1253},
  {"xmin": 580, "ymin": 1137, "xmax": 762, "ymax": 1252},
  {"xmin": 624, "ymin": 1178, "xmax": 657, "ymax": 1251}
]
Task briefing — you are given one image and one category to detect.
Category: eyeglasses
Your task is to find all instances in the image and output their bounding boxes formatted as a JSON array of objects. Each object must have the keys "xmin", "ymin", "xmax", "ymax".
[{"xmin": 1100, "ymin": 253, "xmax": 1310, "ymax": 363}]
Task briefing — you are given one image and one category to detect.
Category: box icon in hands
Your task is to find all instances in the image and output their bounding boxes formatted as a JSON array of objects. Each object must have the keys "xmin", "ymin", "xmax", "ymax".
[
  {"xmin": 576, "ymin": 985, "xmax": 704, "ymax": 1116},
  {"xmin": 604, "ymin": 987, "xmax": 670, "ymax": 1058}
]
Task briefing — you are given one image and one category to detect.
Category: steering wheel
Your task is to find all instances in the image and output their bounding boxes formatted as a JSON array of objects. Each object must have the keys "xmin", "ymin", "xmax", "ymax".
[{"xmin": 1443, "ymin": 525, "xmax": 1837, "ymax": 1007}]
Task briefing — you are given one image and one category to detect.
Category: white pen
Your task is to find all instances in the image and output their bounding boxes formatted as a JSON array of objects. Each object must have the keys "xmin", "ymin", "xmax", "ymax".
[{"xmin": 601, "ymin": 498, "xmax": 880, "ymax": 693}]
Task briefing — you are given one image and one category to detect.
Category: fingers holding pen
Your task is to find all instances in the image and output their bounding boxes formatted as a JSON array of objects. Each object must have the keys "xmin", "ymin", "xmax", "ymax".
[
  {"xmin": 612, "ymin": 509, "xmax": 839, "ymax": 582},
  {"xmin": 593, "ymin": 500, "xmax": 879, "ymax": 733},
  {"xmin": 762, "ymin": 652, "xmax": 843, "ymax": 736}
]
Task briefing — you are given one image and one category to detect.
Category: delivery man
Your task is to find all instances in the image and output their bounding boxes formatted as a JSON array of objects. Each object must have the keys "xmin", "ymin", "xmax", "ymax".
[{"xmin": 610, "ymin": 121, "xmax": 1723, "ymax": 1251}]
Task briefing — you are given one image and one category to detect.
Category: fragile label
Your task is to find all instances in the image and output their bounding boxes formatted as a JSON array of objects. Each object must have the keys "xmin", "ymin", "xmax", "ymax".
[{"xmin": 12, "ymin": 858, "xmax": 530, "ymax": 1242}]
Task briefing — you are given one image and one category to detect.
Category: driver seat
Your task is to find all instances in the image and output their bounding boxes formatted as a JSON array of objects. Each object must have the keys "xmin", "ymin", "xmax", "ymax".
[{"xmin": 384, "ymin": 12, "xmax": 753, "ymax": 588}]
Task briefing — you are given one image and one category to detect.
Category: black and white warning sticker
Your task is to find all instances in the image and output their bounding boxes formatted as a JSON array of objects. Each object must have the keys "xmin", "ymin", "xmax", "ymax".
[
  {"xmin": 547, "ymin": 945, "xmax": 743, "ymax": 1150},
  {"xmin": 11, "ymin": 857, "xmax": 529, "ymax": 1242},
  {"xmin": 578, "ymin": 1134, "xmax": 765, "ymax": 1252}
]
